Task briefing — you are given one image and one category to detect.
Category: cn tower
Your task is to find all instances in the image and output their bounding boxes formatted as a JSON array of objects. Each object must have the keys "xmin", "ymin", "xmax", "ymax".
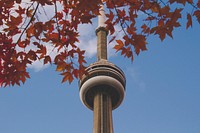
[{"xmin": 79, "ymin": 4, "xmax": 126, "ymax": 133}]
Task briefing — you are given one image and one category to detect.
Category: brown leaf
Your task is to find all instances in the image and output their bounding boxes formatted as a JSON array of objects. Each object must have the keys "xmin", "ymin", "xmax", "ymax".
[
  {"xmin": 44, "ymin": 56, "xmax": 51, "ymax": 64},
  {"xmin": 73, "ymin": 69, "xmax": 79, "ymax": 79},
  {"xmin": 193, "ymin": 10, "xmax": 200, "ymax": 24},
  {"xmin": 26, "ymin": 25, "xmax": 35, "ymax": 37},
  {"xmin": 56, "ymin": 62, "xmax": 66, "ymax": 72},
  {"xmin": 61, "ymin": 72, "xmax": 74, "ymax": 84},
  {"xmin": 186, "ymin": 13, "xmax": 192, "ymax": 29},
  {"xmin": 198, "ymin": 0, "xmax": 200, "ymax": 8},
  {"xmin": 16, "ymin": 0, "xmax": 22, "ymax": 4}
]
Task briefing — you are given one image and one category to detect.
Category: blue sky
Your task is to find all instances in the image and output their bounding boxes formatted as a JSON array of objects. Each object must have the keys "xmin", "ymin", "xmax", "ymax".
[{"xmin": 1, "ymin": 4, "xmax": 200, "ymax": 133}]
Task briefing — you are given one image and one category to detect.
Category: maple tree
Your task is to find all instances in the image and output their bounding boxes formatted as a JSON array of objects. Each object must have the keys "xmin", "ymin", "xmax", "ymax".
[{"xmin": 0, "ymin": 0, "xmax": 200, "ymax": 87}]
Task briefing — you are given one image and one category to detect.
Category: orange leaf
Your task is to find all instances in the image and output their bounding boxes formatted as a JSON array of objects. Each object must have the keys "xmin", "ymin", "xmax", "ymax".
[
  {"xmin": 26, "ymin": 9, "xmax": 34, "ymax": 18},
  {"xmin": 158, "ymin": 19, "xmax": 164, "ymax": 26},
  {"xmin": 18, "ymin": 41, "xmax": 26, "ymax": 48},
  {"xmin": 151, "ymin": 6, "xmax": 159, "ymax": 12},
  {"xmin": 27, "ymin": 25, "xmax": 35, "ymax": 37},
  {"xmin": 114, "ymin": 40, "xmax": 124, "ymax": 52},
  {"xmin": 56, "ymin": 62, "xmax": 66, "ymax": 72}
]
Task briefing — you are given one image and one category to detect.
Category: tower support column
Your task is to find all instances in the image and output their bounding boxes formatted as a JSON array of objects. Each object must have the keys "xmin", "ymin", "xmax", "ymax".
[{"xmin": 93, "ymin": 90, "xmax": 114, "ymax": 133}]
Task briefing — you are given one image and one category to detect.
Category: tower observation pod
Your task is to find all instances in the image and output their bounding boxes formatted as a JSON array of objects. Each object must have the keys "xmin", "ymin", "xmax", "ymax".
[{"xmin": 79, "ymin": 4, "xmax": 126, "ymax": 133}]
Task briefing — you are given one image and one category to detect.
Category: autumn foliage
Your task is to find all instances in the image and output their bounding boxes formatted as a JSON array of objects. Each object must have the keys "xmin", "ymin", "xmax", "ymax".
[{"xmin": 0, "ymin": 0, "xmax": 200, "ymax": 87}]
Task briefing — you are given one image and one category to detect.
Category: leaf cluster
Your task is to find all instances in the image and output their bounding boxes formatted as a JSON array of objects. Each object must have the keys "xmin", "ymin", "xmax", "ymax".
[{"xmin": 0, "ymin": 0, "xmax": 200, "ymax": 87}]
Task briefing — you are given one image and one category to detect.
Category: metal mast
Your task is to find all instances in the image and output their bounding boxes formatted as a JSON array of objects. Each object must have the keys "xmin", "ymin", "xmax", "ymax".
[{"xmin": 79, "ymin": 3, "xmax": 126, "ymax": 133}]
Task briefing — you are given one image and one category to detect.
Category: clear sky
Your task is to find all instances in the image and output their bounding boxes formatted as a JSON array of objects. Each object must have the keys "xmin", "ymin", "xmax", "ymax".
[{"xmin": 1, "ymin": 5, "xmax": 200, "ymax": 133}]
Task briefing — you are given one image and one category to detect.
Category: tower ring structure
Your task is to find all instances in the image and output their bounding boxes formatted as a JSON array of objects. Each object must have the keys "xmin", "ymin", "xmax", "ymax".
[{"xmin": 79, "ymin": 59, "xmax": 126, "ymax": 110}]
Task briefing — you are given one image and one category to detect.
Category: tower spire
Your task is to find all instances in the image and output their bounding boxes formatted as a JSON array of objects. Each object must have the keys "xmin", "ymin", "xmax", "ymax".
[
  {"xmin": 96, "ymin": 4, "xmax": 108, "ymax": 61},
  {"xmin": 98, "ymin": 4, "xmax": 106, "ymax": 27}
]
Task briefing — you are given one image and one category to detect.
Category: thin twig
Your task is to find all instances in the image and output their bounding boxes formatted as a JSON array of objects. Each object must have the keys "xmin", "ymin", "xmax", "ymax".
[
  {"xmin": 111, "ymin": 0, "xmax": 128, "ymax": 36},
  {"xmin": 16, "ymin": 2, "xmax": 39, "ymax": 44},
  {"xmin": 54, "ymin": 0, "xmax": 61, "ymax": 41}
]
